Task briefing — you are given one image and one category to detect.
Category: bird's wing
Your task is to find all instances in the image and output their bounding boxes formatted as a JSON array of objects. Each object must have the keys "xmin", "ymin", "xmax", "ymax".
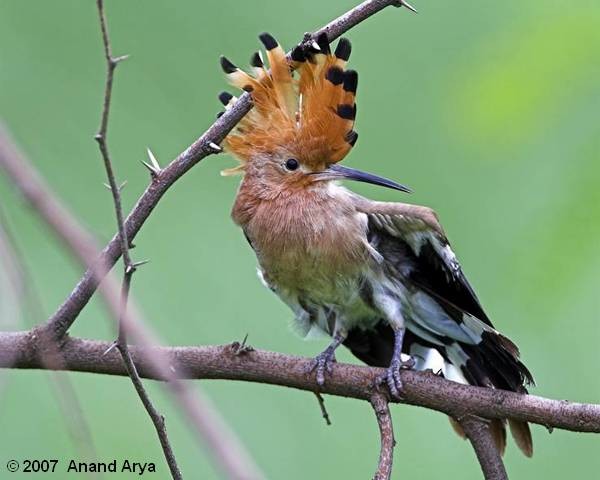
[
  {"xmin": 354, "ymin": 198, "xmax": 492, "ymax": 326},
  {"xmin": 353, "ymin": 198, "xmax": 533, "ymax": 387},
  {"xmin": 351, "ymin": 197, "xmax": 534, "ymax": 457}
]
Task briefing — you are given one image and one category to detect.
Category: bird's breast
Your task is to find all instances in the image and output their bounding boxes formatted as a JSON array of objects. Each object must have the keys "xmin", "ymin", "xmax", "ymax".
[{"xmin": 233, "ymin": 185, "xmax": 370, "ymax": 296}]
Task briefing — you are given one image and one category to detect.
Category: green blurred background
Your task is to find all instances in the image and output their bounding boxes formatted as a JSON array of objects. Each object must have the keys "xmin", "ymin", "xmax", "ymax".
[{"xmin": 1, "ymin": 0, "xmax": 599, "ymax": 478}]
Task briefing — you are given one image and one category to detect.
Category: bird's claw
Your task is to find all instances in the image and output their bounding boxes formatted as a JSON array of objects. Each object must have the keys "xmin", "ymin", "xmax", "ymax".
[
  {"xmin": 306, "ymin": 350, "xmax": 337, "ymax": 386},
  {"xmin": 378, "ymin": 356, "xmax": 415, "ymax": 398}
]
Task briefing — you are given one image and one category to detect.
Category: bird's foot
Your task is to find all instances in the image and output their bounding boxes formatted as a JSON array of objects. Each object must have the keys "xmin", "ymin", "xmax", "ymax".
[
  {"xmin": 378, "ymin": 355, "xmax": 415, "ymax": 398},
  {"xmin": 306, "ymin": 349, "xmax": 337, "ymax": 387}
]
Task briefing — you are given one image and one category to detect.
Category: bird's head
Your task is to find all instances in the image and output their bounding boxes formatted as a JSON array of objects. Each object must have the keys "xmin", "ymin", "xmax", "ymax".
[{"xmin": 218, "ymin": 33, "xmax": 410, "ymax": 195}]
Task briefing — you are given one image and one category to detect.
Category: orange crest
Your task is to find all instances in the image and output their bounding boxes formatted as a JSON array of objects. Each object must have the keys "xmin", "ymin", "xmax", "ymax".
[{"xmin": 218, "ymin": 33, "xmax": 358, "ymax": 175}]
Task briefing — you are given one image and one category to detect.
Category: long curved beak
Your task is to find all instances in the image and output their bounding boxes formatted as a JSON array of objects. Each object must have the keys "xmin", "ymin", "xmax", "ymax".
[{"xmin": 314, "ymin": 164, "xmax": 411, "ymax": 193}]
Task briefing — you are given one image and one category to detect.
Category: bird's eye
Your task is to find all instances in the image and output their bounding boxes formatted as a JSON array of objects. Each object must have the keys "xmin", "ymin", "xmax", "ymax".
[{"xmin": 285, "ymin": 158, "xmax": 299, "ymax": 171}]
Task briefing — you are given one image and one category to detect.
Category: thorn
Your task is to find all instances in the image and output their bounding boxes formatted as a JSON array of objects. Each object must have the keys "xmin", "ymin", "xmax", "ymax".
[
  {"xmin": 113, "ymin": 54, "xmax": 130, "ymax": 64},
  {"xmin": 103, "ymin": 341, "xmax": 118, "ymax": 356},
  {"xmin": 146, "ymin": 147, "xmax": 161, "ymax": 170},
  {"xmin": 398, "ymin": 0, "xmax": 418, "ymax": 13},
  {"xmin": 207, "ymin": 142, "xmax": 222, "ymax": 153},
  {"xmin": 125, "ymin": 264, "xmax": 136, "ymax": 275},
  {"xmin": 104, "ymin": 180, "xmax": 127, "ymax": 193},
  {"xmin": 132, "ymin": 259, "xmax": 150, "ymax": 268},
  {"xmin": 142, "ymin": 148, "xmax": 161, "ymax": 177},
  {"xmin": 141, "ymin": 160, "xmax": 159, "ymax": 176},
  {"xmin": 232, "ymin": 333, "xmax": 254, "ymax": 355}
]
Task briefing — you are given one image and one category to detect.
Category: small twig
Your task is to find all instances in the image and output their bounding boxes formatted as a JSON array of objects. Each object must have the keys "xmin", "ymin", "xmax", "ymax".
[
  {"xmin": 116, "ymin": 268, "xmax": 182, "ymax": 479},
  {"xmin": 460, "ymin": 416, "xmax": 508, "ymax": 480},
  {"xmin": 314, "ymin": 392, "xmax": 332, "ymax": 426},
  {"xmin": 94, "ymin": 0, "xmax": 132, "ymax": 270},
  {"xmin": 94, "ymin": 2, "xmax": 181, "ymax": 478},
  {"xmin": 370, "ymin": 393, "xmax": 395, "ymax": 480}
]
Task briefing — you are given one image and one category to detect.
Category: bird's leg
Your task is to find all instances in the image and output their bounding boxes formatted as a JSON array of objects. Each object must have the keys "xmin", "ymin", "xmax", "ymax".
[
  {"xmin": 308, "ymin": 332, "xmax": 345, "ymax": 386},
  {"xmin": 380, "ymin": 327, "xmax": 415, "ymax": 398}
]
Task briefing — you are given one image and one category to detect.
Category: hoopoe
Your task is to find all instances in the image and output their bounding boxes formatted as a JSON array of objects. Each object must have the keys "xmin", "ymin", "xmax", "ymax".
[{"xmin": 217, "ymin": 32, "xmax": 534, "ymax": 456}]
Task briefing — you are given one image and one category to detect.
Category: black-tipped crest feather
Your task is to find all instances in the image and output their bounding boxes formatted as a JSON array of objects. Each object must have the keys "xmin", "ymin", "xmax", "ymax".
[
  {"xmin": 326, "ymin": 66, "xmax": 344, "ymax": 85},
  {"xmin": 258, "ymin": 32, "xmax": 278, "ymax": 50},
  {"xmin": 250, "ymin": 52, "xmax": 263, "ymax": 68},
  {"xmin": 334, "ymin": 37, "xmax": 352, "ymax": 61},
  {"xmin": 346, "ymin": 130, "xmax": 358, "ymax": 146},
  {"xmin": 343, "ymin": 70, "xmax": 358, "ymax": 93},
  {"xmin": 218, "ymin": 91, "xmax": 233, "ymax": 105},
  {"xmin": 220, "ymin": 55, "xmax": 237, "ymax": 74},
  {"xmin": 315, "ymin": 32, "xmax": 331, "ymax": 54},
  {"xmin": 291, "ymin": 46, "xmax": 306, "ymax": 62},
  {"xmin": 337, "ymin": 104, "xmax": 356, "ymax": 120}
]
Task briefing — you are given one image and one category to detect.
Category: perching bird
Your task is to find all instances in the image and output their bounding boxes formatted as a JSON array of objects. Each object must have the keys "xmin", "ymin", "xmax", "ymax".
[{"xmin": 217, "ymin": 32, "xmax": 534, "ymax": 456}]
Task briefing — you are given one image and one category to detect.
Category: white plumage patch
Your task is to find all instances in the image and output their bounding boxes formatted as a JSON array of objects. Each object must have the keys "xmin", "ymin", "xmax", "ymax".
[{"xmin": 409, "ymin": 344, "xmax": 469, "ymax": 384}]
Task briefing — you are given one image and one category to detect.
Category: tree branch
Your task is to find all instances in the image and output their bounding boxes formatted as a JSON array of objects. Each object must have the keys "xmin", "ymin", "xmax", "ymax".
[
  {"xmin": 93, "ymin": 1, "xmax": 182, "ymax": 478},
  {"xmin": 460, "ymin": 416, "xmax": 508, "ymax": 480},
  {"xmin": 94, "ymin": 0, "xmax": 132, "ymax": 271},
  {"xmin": 3, "ymin": 331, "xmax": 599, "ymax": 435},
  {"xmin": 370, "ymin": 393, "xmax": 395, "ymax": 480},
  {"xmin": 43, "ymin": 0, "xmax": 413, "ymax": 339}
]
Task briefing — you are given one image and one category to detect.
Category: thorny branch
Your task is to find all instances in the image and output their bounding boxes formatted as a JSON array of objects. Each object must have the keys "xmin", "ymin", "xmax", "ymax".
[
  {"xmin": 94, "ymin": 1, "xmax": 182, "ymax": 478},
  {"xmin": 94, "ymin": 0, "xmax": 132, "ymax": 271},
  {"xmin": 2, "ymin": 330, "xmax": 600, "ymax": 478},
  {"xmin": 2, "ymin": 333, "xmax": 599, "ymax": 435}
]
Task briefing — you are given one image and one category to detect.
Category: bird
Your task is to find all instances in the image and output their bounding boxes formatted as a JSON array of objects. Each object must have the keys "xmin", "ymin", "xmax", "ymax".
[{"xmin": 216, "ymin": 32, "xmax": 534, "ymax": 456}]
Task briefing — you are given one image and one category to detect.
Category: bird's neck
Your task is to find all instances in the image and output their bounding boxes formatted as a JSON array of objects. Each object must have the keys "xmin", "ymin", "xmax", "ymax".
[{"xmin": 231, "ymin": 176, "xmax": 369, "ymax": 284}]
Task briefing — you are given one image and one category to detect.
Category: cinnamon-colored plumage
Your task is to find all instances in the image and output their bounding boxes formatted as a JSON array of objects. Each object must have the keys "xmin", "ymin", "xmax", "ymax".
[{"xmin": 218, "ymin": 32, "xmax": 534, "ymax": 457}]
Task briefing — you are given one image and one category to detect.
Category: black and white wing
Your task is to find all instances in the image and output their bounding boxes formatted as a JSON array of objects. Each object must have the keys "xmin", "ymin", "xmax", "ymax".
[
  {"xmin": 358, "ymin": 200, "xmax": 533, "ymax": 386},
  {"xmin": 347, "ymin": 199, "xmax": 534, "ymax": 456}
]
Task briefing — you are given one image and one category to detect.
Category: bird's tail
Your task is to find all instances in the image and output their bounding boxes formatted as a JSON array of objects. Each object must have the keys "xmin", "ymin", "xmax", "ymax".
[
  {"xmin": 344, "ymin": 323, "xmax": 534, "ymax": 457},
  {"xmin": 443, "ymin": 332, "xmax": 534, "ymax": 457}
]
